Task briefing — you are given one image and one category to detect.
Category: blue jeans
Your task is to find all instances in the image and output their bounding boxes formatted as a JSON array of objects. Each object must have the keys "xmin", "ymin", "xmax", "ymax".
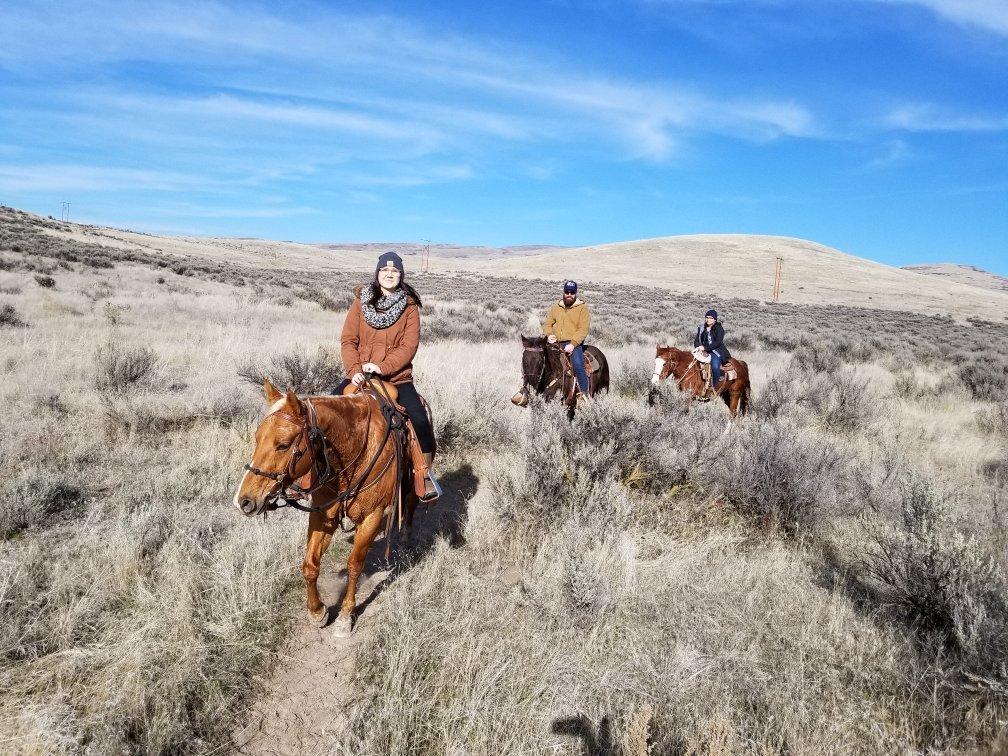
[
  {"xmin": 710, "ymin": 352, "xmax": 722, "ymax": 386},
  {"xmin": 562, "ymin": 342, "xmax": 589, "ymax": 394}
]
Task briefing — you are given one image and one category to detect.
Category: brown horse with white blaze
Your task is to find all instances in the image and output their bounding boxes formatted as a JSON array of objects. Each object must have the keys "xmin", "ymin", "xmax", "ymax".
[
  {"xmin": 233, "ymin": 380, "xmax": 416, "ymax": 636},
  {"xmin": 651, "ymin": 345, "xmax": 751, "ymax": 418}
]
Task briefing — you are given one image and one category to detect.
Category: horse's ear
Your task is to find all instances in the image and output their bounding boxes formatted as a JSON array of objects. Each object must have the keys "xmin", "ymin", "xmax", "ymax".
[
  {"xmin": 285, "ymin": 389, "xmax": 301, "ymax": 415},
  {"xmin": 264, "ymin": 379, "xmax": 281, "ymax": 405}
]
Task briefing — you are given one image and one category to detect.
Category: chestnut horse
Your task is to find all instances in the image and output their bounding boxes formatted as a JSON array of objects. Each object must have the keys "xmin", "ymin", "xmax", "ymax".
[
  {"xmin": 651, "ymin": 345, "xmax": 751, "ymax": 418},
  {"xmin": 515, "ymin": 334, "xmax": 610, "ymax": 413},
  {"xmin": 233, "ymin": 380, "xmax": 417, "ymax": 636}
]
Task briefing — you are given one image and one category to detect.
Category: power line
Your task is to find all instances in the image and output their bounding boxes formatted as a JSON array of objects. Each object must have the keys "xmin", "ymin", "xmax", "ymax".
[{"xmin": 60, "ymin": 201, "xmax": 71, "ymax": 223}]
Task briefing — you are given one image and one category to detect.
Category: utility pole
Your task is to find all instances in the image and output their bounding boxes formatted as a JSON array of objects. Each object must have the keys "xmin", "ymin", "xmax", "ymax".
[
  {"xmin": 772, "ymin": 257, "xmax": 784, "ymax": 302},
  {"xmin": 421, "ymin": 238, "xmax": 431, "ymax": 274},
  {"xmin": 60, "ymin": 201, "xmax": 71, "ymax": 222}
]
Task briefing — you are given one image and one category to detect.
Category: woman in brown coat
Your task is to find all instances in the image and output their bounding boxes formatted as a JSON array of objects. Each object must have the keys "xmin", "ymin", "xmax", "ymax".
[{"xmin": 336, "ymin": 251, "xmax": 440, "ymax": 502}]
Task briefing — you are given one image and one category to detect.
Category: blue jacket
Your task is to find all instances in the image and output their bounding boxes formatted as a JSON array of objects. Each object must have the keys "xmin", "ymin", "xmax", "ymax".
[{"xmin": 694, "ymin": 322, "xmax": 731, "ymax": 361}]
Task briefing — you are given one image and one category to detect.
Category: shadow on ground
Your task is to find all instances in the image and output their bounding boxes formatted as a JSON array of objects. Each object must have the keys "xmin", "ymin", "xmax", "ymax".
[{"xmin": 321, "ymin": 461, "xmax": 477, "ymax": 626}]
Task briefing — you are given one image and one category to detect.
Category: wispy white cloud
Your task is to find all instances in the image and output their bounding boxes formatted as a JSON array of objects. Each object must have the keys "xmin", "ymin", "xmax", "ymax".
[
  {"xmin": 348, "ymin": 164, "xmax": 476, "ymax": 187},
  {"xmin": 0, "ymin": 0, "xmax": 818, "ymax": 164},
  {"xmin": 885, "ymin": 103, "xmax": 1008, "ymax": 131},
  {"xmin": 865, "ymin": 138, "xmax": 913, "ymax": 169},
  {"xmin": 870, "ymin": 0, "xmax": 1008, "ymax": 36},
  {"xmin": 0, "ymin": 164, "xmax": 218, "ymax": 192},
  {"xmin": 143, "ymin": 203, "xmax": 322, "ymax": 219}
]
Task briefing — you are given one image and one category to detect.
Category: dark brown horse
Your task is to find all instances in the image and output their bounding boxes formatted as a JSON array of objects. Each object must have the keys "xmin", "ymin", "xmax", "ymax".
[
  {"xmin": 233, "ymin": 380, "xmax": 419, "ymax": 636},
  {"xmin": 513, "ymin": 334, "xmax": 610, "ymax": 412},
  {"xmin": 651, "ymin": 345, "xmax": 751, "ymax": 418}
]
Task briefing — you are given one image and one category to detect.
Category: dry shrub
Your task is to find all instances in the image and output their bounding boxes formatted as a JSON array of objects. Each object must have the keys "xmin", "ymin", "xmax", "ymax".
[
  {"xmin": 0, "ymin": 472, "xmax": 86, "ymax": 538},
  {"xmin": 0, "ymin": 303, "xmax": 27, "ymax": 328},
  {"xmin": 299, "ymin": 285, "xmax": 353, "ymax": 312},
  {"xmin": 958, "ymin": 359, "xmax": 1008, "ymax": 402},
  {"xmin": 977, "ymin": 403, "xmax": 1008, "ymax": 437},
  {"xmin": 94, "ymin": 342, "xmax": 159, "ymax": 395},
  {"xmin": 102, "ymin": 393, "xmax": 257, "ymax": 439},
  {"xmin": 612, "ymin": 360, "xmax": 653, "ymax": 399},
  {"xmin": 432, "ymin": 381, "xmax": 515, "ymax": 454},
  {"xmin": 861, "ymin": 476, "xmax": 1008, "ymax": 692},
  {"xmin": 489, "ymin": 398, "xmax": 723, "ymax": 540},
  {"xmin": 236, "ymin": 346, "xmax": 343, "ymax": 394},
  {"xmin": 754, "ymin": 359, "xmax": 874, "ymax": 435},
  {"xmin": 698, "ymin": 420, "xmax": 851, "ymax": 534},
  {"xmin": 33, "ymin": 273, "xmax": 55, "ymax": 289}
]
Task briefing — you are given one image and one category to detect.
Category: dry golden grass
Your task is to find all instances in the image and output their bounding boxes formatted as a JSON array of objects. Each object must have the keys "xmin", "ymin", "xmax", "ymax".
[{"xmin": 1, "ymin": 208, "xmax": 1007, "ymax": 754}]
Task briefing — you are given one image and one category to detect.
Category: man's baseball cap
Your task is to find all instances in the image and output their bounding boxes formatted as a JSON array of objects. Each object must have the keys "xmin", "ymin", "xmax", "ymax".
[{"xmin": 563, "ymin": 280, "xmax": 577, "ymax": 294}]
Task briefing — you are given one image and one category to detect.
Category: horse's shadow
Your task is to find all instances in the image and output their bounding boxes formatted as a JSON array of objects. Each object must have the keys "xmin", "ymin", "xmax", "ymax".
[{"xmin": 320, "ymin": 462, "xmax": 476, "ymax": 628}]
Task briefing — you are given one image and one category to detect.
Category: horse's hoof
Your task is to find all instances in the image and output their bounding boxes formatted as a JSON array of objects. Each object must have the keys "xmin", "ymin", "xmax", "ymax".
[
  {"xmin": 330, "ymin": 613, "xmax": 353, "ymax": 638},
  {"xmin": 309, "ymin": 607, "xmax": 329, "ymax": 628}
]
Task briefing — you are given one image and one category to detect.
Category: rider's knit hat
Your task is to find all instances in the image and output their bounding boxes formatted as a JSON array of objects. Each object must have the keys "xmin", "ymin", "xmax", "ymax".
[
  {"xmin": 705, "ymin": 309, "xmax": 717, "ymax": 320},
  {"xmin": 376, "ymin": 251, "xmax": 404, "ymax": 274}
]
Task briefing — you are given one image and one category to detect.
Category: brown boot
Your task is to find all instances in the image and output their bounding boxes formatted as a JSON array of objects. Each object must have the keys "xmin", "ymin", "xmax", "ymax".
[
  {"xmin": 408, "ymin": 430, "xmax": 441, "ymax": 503},
  {"xmin": 420, "ymin": 452, "xmax": 441, "ymax": 503}
]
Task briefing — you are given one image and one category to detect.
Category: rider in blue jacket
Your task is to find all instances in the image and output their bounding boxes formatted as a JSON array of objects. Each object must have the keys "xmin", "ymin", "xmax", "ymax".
[{"xmin": 694, "ymin": 309, "xmax": 731, "ymax": 388}]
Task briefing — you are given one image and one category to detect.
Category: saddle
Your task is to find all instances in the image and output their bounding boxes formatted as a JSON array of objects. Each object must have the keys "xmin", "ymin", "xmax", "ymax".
[
  {"xmin": 342, "ymin": 378, "xmax": 401, "ymax": 408},
  {"xmin": 699, "ymin": 359, "xmax": 737, "ymax": 395},
  {"xmin": 583, "ymin": 347, "xmax": 601, "ymax": 375},
  {"xmin": 340, "ymin": 379, "xmax": 438, "ymax": 502}
]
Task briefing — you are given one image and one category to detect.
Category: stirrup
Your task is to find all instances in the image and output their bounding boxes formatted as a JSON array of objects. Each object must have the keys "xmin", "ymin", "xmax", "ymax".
[{"xmin": 420, "ymin": 472, "xmax": 442, "ymax": 503}]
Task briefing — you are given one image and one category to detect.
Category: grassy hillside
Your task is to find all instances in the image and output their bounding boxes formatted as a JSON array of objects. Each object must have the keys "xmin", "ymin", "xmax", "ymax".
[{"xmin": 1, "ymin": 206, "xmax": 1007, "ymax": 753}]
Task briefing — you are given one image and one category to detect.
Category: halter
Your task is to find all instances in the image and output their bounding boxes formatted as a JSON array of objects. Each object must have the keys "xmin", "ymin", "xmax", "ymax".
[
  {"xmin": 652, "ymin": 353, "xmax": 700, "ymax": 390},
  {"xmin": 522, "ymin": 344, "xmax": 548, "ymax": 394},
  {"xmin": 242, "ymin": 384, "xmax": 404, "ymax": 518}
]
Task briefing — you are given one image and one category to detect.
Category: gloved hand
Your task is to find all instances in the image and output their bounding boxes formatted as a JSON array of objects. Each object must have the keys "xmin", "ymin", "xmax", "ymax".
[
  {"xmin": 362, "ymin": 362, "xmax": 381, "ymax": 375},
  {"xmin": 351, "ymin": 372, "xmax": 366, "ymax": 387},
  {"xmin": 546, "ymin": 334, "xmax": 557, "ymax": 344},
  {"xmin": 563, "ymin": 343, "xmax": 574, "ymax": 354}
]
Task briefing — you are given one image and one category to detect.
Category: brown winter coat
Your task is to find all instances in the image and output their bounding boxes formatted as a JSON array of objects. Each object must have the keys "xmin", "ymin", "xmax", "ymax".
[
  {"xmin": 542, "ymin": 298, "xmax": 590, "ymax": 346},
  {"xmin": 340, "ymin": 289, "xmax": 420, "ymax": 384}
]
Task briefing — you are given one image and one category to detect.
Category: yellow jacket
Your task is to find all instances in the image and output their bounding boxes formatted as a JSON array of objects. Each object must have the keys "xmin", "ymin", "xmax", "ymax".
[{"xmin": 543, "ymin": 299, "xmax": 590, "ymax": 346}]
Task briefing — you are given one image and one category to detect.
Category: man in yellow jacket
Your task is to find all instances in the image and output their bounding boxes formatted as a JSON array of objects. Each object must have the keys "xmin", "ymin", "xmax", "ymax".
[{"xmin": 543, "ymin": 280, "xmax": 591, "ymax": 395}]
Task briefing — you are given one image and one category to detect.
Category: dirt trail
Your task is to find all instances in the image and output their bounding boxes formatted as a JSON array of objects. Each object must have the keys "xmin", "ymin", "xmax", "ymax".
[{"xmin": 232, "ymin": 469, "xmax": 475, "ymax": 755}]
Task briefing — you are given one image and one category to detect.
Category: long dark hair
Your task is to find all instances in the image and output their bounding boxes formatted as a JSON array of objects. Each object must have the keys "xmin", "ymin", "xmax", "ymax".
[{"xmin": 368, "ymin": 274, "xmax": 423, "ymax": 308}]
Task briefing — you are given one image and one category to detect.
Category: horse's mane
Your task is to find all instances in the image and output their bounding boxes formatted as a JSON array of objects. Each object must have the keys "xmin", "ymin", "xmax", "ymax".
[{"xmin": 658, "ymin": 344, "xmax": 691, "ymax": 360}]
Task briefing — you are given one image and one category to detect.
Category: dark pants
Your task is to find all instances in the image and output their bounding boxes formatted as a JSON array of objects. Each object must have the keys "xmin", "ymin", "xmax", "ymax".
[
  {"xmin": 710, "ymin": 352, "xmax": 722, "ymax": 385},
  {"xmin": 560, "ymin": 342, "xmax": 590, "ymax": 394},
  {"xmin": 334, "ymin": 379, "xmax": 435, "ymax": 453}
]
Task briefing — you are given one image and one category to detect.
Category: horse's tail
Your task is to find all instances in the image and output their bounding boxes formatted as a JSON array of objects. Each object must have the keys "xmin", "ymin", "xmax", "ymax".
[
  {"xmin": 738, "ymin": 362, "xmax": 751, "ymax": 417},
  {"xmin": 740, "ymin": 384, "xmax": 751, "ymax": 417},
  {"xmin": 599, "ymin": 352, "xmax": 610, "ymax": 394}
]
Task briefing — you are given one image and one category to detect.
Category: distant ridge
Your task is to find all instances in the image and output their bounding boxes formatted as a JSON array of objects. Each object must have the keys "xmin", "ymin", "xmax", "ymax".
[
  {"xmin": 1, "ymin": 205, "xmax": 1005, "ymax": 321},
  {"xmin": 903, "ymin": 263, "xmax": 1008, "ymax": 294}
]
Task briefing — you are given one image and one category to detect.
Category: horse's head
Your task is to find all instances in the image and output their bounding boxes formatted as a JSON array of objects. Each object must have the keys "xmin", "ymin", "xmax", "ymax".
[
  {"xmin": 520, "ymin": 334, "xmax": 547, "ymax": 391},
  {"xmin": 234, "ymin": 380, "xmax": 313, "ymax": 517},
  {"xmin": 652, "ymin": 344, "xmax": 690, "ymax": 385}
]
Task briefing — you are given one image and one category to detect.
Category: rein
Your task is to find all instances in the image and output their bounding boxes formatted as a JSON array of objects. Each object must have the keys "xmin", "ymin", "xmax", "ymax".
[
  {"xmin": 675, "ymin": 358, "xmax": 699, "ymax": 389},
  {"xmin": 522, "ymin": 344, "xmax": 548, "ymax": 395},
  {"xmin": 653, "ymin": 354, "xmax": 700, "ymax": 391},
  {"xmin": 243, "ymin": 383, "xmax": 405, "ymax": 523}
]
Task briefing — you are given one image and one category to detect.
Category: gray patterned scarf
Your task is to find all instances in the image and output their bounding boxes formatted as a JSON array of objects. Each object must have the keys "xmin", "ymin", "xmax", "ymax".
[{"xmin": 360, "ymin": 286, "xmax": 407, "ymax": 329}]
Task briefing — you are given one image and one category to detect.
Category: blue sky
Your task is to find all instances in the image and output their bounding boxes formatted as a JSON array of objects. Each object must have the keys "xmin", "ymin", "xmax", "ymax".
[{"xmin": 0, "ymin": 0, "xmax": 1006, "ymax": 273}]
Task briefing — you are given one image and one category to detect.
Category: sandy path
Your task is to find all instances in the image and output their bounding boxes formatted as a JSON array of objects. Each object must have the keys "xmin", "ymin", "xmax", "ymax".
[{"xmin": 231, "ymin": 470, "xmax": 475, "ymax": 755}]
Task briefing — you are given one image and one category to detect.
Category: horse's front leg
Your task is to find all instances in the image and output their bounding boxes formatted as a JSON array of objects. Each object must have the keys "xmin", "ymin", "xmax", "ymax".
[
  {"xmin": 332, "ymin": 501, "xmax": 385, "ymax": 637},
  {"xmin": 302, "ymin": 509, "xmax": 336, "ymax": 627}
]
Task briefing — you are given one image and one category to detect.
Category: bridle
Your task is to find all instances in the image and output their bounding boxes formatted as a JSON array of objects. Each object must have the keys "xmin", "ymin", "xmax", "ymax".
[
  {"xmin": 522, "ymin": 344, "xmax": 548, "ymax": 394},
  {"xmin": 653, "ymin": 352, "xmax": 700, "ymax": 391},
  {"xmin": 242, "ymin": 379, "xmax": 405, "ymax": 521}
]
